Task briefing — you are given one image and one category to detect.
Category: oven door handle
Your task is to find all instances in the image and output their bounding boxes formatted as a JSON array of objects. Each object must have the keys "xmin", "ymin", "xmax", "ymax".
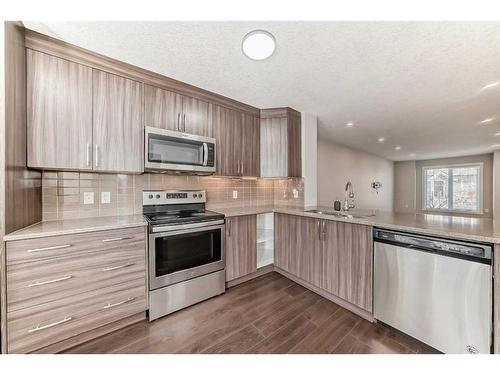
[
  {"xmin": 203, "ymin": 142, "xmax": 208, "ymax": 166},
  {"xmin": 151, "ymin": 220, "xmax": 225, "ymax": 234}
]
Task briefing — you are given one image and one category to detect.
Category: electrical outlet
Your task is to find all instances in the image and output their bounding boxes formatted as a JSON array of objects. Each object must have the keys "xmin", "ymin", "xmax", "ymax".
[
  {"xmin": 101, "ymin": 191, "xmax": 111, "ymax": 204},
  {"xmin": 292, "ymin": 188, "xmax": 299, "ymax": 199},
  {"xmin": 83, "ymin": 192, "xmax": 94, "ymax": 205},
  {"xmin": 232, "ymin": 190, "xmax": 238, "ymax": 199}
]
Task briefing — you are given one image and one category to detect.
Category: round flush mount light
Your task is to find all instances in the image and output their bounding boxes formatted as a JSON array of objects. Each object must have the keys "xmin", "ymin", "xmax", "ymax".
[{"xmin": 242, "ymin": 30, "xmax": 276, "ymax": 60}]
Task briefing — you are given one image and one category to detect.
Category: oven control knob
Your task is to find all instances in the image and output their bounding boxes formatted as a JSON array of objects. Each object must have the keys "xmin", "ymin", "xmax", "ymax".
[
  {"xmin": 148, "ymin": 194, "xmax": 153, "ymax": 199},
  {"xmin": 199, "ymin": 193, "xmax": 203, "ymax": 198},
  {"xmin": 155, "ymin": 194, "xmax": 161, "ymax": 199},
  {"xmin": 193, "ymin": 193, "xmax": 197, "ymax": 198}
]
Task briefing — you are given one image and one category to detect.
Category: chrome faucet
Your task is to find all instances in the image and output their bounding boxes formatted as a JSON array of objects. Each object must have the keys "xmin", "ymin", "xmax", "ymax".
[{"xmin": 343, "ymin": 181, "xmax": 355, "ymax": 211}]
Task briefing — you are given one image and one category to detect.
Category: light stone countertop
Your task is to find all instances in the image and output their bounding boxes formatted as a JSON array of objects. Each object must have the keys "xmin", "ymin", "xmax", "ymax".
[
  {"xmin": 3, "ymin": 214, "xmax": 147, "ymax": 241},
  {"xmin": 212, "ymin": 205, "xmax": 500, "ymax": 245}
]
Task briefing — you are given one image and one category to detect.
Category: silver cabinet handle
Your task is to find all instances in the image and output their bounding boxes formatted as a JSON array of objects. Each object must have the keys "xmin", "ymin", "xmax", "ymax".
[
  {"xmin": 28, "ymin": 316, "xmax": 72, "ymax": 333},
  {"xmin": 28, "ymin": 275, "xmax": 73, "ymax": 287},
  {"xmin": 317, "ymin": 220, "xmax": 321, "ymax": 240},
  {"xmin": 177, "ymin": 113, "xmax": 181, "ymax": 131},
  {"xmin": 322, "ymin": 221, "xmax": 326, "ymax": 241},
  {"xmin": 27, "ymin": 244, "xmax": 71, "ymax": 253},
  {"xmin": 183, "ymin": 113, "xmax": 187, "ymax": 132},
  {"xmin": 227, "ymin": 219, "xmax": 231, "ymax": 237},
  {"xmin": 103, "ymin": 297, "xmax": 135, "ymax": 310},
  {"xmin": 102, "ymin": 263, "xmax": 133, "ymax": 272},
  {"xmin": 203, "ymin": 143, "xmax": 208, "ymax": 166},
  {"xmin": 102, "ymin": 237, "xmax": 132, "ymax": 243},
  {"xmin": 86, "ymin": 143, "xmax": 91, "ymax": 167},
  {"xmin": 95, "ymin": 144, "xmax": 99, "ymax": 167}
]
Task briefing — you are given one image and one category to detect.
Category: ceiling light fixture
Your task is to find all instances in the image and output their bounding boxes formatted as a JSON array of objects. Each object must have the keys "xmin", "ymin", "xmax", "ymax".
[
  {"xmin": 495, "ymin": 132, "xmax": 500, "ymax": 136},
  {"xmin": 395, "ymin": 146, "xmax": 401, "ymax": 150},
  {"xmin": 409, "ymin": 153, "xmax": 416, "ymax": 157},
  {"xmin": 346, "ymin": 122, "xmax": 354, "ymax": 127},
  {"xmin": 377, "ymin": 137, "xmax": 385, "ymax": 143},
  {"xmin": 242, "ymin": 30, "xmax": 276, "ymax": 61},
  {"xmin": 482, "ymin": 81, "xmax": 500, "ymax": 90},
  {"xmin": 480, "ymin": 118, "xmax": 495, "ymax": 124},
  {"xmin": 491, "ymin": 144, "xmax": 500, "ymax": 148}
]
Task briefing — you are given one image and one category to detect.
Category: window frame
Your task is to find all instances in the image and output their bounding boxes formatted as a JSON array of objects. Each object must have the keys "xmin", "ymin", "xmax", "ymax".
[{"xmin": 421, "ymin": 162, "xmax": 483, "ymax": 215}]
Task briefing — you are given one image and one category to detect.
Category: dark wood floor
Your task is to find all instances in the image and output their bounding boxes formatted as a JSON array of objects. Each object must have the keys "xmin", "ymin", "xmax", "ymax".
[{"xmin": 64, "ymin": 272, "xmax": 438, "ymax": 354}]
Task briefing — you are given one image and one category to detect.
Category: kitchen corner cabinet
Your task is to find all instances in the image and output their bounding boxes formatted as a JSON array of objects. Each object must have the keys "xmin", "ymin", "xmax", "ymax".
[
  {"xmin": 225, "ymin": 215, "xmax": 257, "ymax": 281},
  {"xmin": 93, "ymin": 70, "xmax": 143, "ymax": 173},
  {"xmin": 260, "ymin": 107, "xmax": 302, "ymax": 177},
  {"xmin": 274, "ymin": 213, "xmax": 373, "ymax": 312},
  {"xmin": 212, "ymin": 105, "xmax": 260, "ymax": 177},
  {"xmin": 27, "ymin": 49, "xmax": 93, "ymax": 170},
  {"xmin": 144, "ymin": 84, "xmax": 212, "ymax": 137}
]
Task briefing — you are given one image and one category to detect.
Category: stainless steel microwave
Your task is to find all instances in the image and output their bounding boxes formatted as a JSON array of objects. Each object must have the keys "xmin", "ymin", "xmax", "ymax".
[{"xmin": 144, "ymin": 126, "xmax": 216, "ymax": 174}]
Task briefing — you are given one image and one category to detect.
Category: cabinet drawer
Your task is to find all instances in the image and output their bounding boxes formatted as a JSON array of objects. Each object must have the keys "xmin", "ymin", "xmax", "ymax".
[
  {"xmin": 7, "ymin": 248, "xmax": 146, "ymax": 312},
  {"xmin": 6, "ymin": 226, "xmax": 145, "ymax": 265},
  {"xmin": 7, "ymin": 280, "xmax": 146, "ymax": 353}
]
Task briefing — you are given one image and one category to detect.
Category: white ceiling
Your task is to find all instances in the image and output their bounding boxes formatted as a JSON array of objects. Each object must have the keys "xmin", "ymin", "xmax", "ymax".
[{"xmin": 23, "ymin": 21, "xmax": 500, "ymax": 161}]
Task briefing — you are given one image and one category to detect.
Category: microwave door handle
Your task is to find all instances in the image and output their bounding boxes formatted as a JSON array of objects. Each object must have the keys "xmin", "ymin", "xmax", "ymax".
[{"xmin": 203, "ymin": 143, "xmax": 208, "ymax": 166}]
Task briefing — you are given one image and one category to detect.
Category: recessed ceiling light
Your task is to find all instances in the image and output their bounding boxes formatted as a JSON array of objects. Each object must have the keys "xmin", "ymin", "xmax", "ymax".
[
  {"xmin": 480, "ymin": 118, "xmax": 495, "ymax": 124},
  {"xmin": 482, "ymin": 81, "xmax": 500, "ymax": 90},
  {"xmin": 495, "ymin": 132, "xmax": 500, "ymax": 136},
  {"xmin": 491, "ymin": 144, "xmax": 500, "ymax": 148},
  {"xmin": 409, "ymin": 153, "xmax": 416, "ymax": 157},
  {"xmin": 242, "ymin": 30, "xmax": 276, "ymax": 61},
  {"xmin": 346, "ymin": 122, "xmax": 354, "ymax": 127},
  {"xmin": 395, "ymin": 146, "xmax": 401, "ymax": 150},
  {"xmin": 377, "ymin": 137, "xmax": 385, "ymax": 143}
]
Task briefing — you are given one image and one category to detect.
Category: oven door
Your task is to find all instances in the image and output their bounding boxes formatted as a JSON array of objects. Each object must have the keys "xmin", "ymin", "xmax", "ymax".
[
  {"xmin": 145, "ymin": 126, "xmax": 216, "ymax": 173},
  {"xmin": 149, "ymin": 222, "xmax": 225, "ymax": 290}
]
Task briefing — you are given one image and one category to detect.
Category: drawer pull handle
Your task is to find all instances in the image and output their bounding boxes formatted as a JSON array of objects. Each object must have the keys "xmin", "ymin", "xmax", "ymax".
[
  {"xmin": 28, "ymin": 275, "xmax": 73, "ymax": 287},
  {"xmin": 103, "ymin": 297, "xmax": 135, "ymax": 310},
  {"xmin": 102, "ymin": 263, "xmax": 134, "ymax": 272},
  {"xmin": 102, "ymin": 237, "xmax": 132, "ymax": 243},
  {"xmin": 27, "ymin": 244, "xmax": 71, "ymax": 253},
  {"xmin": 28, "ymin": 316, "xmax": 73, "ymax": 333}
]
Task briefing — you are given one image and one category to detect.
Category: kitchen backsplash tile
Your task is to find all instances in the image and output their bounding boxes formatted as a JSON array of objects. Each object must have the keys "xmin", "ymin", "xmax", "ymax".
[{"xmin": 41, "ymin": 172, "xmax": 304, "ymax": 220}]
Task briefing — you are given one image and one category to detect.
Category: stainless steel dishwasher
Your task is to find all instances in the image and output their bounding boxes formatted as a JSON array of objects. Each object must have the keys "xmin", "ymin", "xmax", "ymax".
[{"xmin": 373, "ymin": 228, "xmax": 492, "ymax": 354}]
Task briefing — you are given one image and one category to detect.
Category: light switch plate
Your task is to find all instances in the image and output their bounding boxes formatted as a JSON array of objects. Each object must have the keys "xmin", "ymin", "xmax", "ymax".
[
  {"xmin": 292, "ymin": 188, "xmax": 299, "ymax": 199},
  {"xmin": 83, "ymin": 192, "xmax": 94, "ymax": 205},
  {"xmin": 232, "ymin": 190, "xmax": 238, "ymax": 199},
  {"xmin": 101, "ymin": 191, "xmax": 111, "ymax": 204}
]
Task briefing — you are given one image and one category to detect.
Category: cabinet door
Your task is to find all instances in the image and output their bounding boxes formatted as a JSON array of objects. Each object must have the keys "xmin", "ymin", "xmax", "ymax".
[
  {"xmin": 144, "ymin": 84, "xmax": 183, "ymax": 131},
  {"xmin": 287, "ymin": 111, "xmax": 302, "ymax": 177},
  {"xmin": 27, "ymin": 49, "xmax": 93, "ymax": 170},
  {"xmin": 322, "ymin": 221, "xmax": 373, "ymax": 311},
  {"xmin": 296, "ymin": 216, "xmax": 322, "ymax": 288},
  {"xmin": 93, "ymin": 70, "xmax": 144, "ymax": 173},
  {"xmin": 225, "ymin": 215, "xmax": 257, "ymax": 281},
  {"xmin": 260, "ymin": 117, "xmax": 287, "ymax": 177},
  {"xmin": 182, "ymin": 96, "xmax": 211, "ymax": 136},
  {"xmin": 241, "ymin": 113, "xmax": 260, "ymax": 177},
  {"xmin": 212, "ymin": 105, "xmax": 238, "ymax": 176}
]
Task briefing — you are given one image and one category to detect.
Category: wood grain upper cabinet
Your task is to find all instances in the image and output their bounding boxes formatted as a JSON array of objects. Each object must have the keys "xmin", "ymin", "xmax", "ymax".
[
  {"xmin": 93, "ymin": 70, "xmax": 144, "ymax": 173},
  {"xmin": 212, "ymin": 105, "xmax": 238, "ymax": 176},
  {"xmin": 144, "ymin": 84, "xmax": 211, "ymax": 136},
  {"xmin": 27, "ymin": 49, "xmax": 93, "ymax": 170},
  {"xmin": 260, "ymin": 107, "xmax": 301, "ymax": 177},
  {"xmin": 225, "ymin": 215, "xmax": 257, "ymax": 281},
  {"xmin": 322, "ymin": 221, "xmax": 373, "ymax": 312},
  {"xmin": 240, "ymin": 113, "xmax": 260, "ymax": 177}
]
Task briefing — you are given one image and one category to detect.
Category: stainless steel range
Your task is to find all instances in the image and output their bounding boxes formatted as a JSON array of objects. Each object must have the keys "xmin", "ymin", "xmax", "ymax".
[{"xmin": 143, "ymin": 190, "xmax": 225, "ymax": 321}]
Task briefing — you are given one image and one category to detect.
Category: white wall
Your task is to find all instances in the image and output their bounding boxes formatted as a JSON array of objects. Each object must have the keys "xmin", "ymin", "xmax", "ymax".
[
  {"xmin": 301, "ymin": 112, "xmax": 317, "ymax": 207},
  {"xmin": 317, "ymin": 139, "xmax": 394, "ymax": 211}
]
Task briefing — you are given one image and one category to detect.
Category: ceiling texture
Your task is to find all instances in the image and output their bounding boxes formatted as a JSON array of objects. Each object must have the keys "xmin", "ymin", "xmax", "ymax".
[{"xmin": 23, "ymin": 21, "xmax": 500, "ymax": 161}]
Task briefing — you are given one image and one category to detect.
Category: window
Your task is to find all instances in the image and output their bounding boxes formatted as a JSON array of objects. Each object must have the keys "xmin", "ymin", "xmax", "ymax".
[{"xmin": 423, "ymin": 164, "xmax": 482, "ymax": 213}]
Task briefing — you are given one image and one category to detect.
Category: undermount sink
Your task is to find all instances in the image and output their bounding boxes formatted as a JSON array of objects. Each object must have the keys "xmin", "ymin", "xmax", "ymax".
[{"xmin": 306, "ymin": 209, "xmax": 375, "ymax": 219}]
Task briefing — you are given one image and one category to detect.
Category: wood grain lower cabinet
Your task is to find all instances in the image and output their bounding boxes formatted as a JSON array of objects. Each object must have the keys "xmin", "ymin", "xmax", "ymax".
[
  {"xmin": 274, "ymin": 213, "xmax": 373, "ymax": 312},
  {"xmin": 27, "ymin": 49, "xmax": 93, "ymax": 170},
  {"xmin": 225, "ymin": 215, "xmax": 257, "ymax": 281},
  {"xmin": 5, "ymin": 226, "xmax": 147, "ymax": 353},
  {"xmin": 93, "ymin": 70, "xmax": 144, "ymax": 173},
  {"xmin": 322, "ymin": 220, "xmax": 373, "ymax": 312}
]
